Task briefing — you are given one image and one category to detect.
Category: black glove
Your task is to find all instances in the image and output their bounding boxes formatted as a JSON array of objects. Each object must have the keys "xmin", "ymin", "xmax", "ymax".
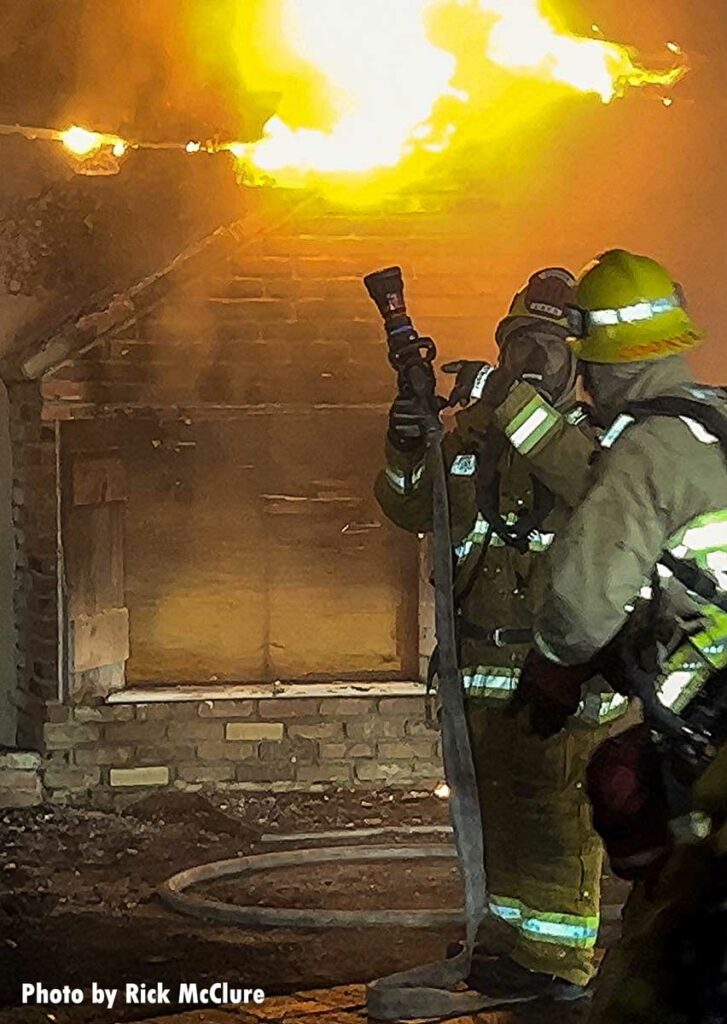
[
  {"xmin": 507, "ymin": 649, "xmax": 595, "ymax": 739},
  {"xmin": 390, "ymin": 337, "xmax": 438, "ymax": 398},
  {"xmin": 387, "ymin": 394, "xmax": 429, "ymax": 452},
  {"xmin": 442, "ymin": 360, "xmax": 513, "ymax": 408}
]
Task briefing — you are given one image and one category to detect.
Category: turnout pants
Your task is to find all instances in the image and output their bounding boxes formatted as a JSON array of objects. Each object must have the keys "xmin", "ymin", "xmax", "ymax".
[
  {"xmin": 589, "ymin": 843, "xmax": 724, "ymax": 1024},
  {"xmin": 466, "ymin": 700, "xmax": 607, "ymax": 986}
]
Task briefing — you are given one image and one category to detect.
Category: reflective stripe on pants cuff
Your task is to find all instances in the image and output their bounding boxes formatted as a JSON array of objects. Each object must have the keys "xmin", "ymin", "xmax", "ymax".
[{"xmin": 489, "ymin": 895, "xmax": 599, "ymax": 949}]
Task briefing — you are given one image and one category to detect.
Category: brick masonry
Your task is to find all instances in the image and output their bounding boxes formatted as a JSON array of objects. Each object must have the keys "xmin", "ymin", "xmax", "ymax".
[
  {"xmin": 12, "ymin": 188, "xmax": 465, "ymax": 801},
  {"xmin": 0, "ymin": 750, "xmax": 43, "ymax": 808},
  {"xmin": 8, "ymin": 381, "xmax": 59, "ymax": 750},
  {"xmin": 41, "ymin": 694, "xmax": 442, "ymax": 805}
]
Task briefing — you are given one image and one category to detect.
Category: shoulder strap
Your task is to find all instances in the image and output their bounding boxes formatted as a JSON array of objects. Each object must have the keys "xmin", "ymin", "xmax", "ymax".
[
  {"xmin": 623, "ymin": 394, "xmax": 727, "ymax": 462},
  {"xmin": 474, "ymin": 430, "xmax": 554, "ymax": 553},
  {"xmin": 620, "ymin": 393, "xmax": 727, "ymax": 615}
]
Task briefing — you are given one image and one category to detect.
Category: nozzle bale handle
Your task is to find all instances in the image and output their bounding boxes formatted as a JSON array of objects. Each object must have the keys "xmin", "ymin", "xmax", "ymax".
[{"xmin": 363, "ymin": 265, "xmax": 442, "ymax": 437}]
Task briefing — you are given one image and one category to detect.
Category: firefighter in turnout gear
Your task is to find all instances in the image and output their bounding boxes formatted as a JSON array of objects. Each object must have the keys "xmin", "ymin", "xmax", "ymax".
[
  {"xmin": 519, "ymin": 249, "xmax": 727, "ymax": 1023},
  {"xmin": 375, "ymin": 268, "xmax": 628, "ymax": 1004}
]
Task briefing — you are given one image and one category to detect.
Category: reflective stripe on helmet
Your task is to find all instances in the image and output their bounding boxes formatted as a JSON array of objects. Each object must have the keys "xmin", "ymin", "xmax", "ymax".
[
  {"xmin": 488, "ymin": 895, "xmax": 599, "ymax": 949},
  {"xmin": 589, "ymin": 293, "xmax": 681, "ymax": 328}
]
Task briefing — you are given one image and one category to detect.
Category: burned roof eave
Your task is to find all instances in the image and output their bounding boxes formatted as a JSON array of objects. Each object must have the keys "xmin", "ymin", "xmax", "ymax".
[
  {"xmin": 2, "ymin": 188, "xmax": 314, "ymax": 384},
  {"xmin": 2, "ymin": 221, "xmax": 240, "ymax": 383}
]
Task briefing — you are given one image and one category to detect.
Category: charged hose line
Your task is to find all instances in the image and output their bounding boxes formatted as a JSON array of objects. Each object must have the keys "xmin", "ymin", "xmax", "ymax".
[
  {"xmin": 365, "ymin": 428, "xmax": 492, "ymax": 1020},
  {"xmin": 160, "ymin": 389, "xmax": 492, "ymax": 1019}
]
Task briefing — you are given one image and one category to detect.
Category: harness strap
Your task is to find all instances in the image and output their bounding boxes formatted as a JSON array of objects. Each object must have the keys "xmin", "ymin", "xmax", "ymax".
[
  {"xmin": 458, "ymin": 621, "xmax": 532, "ymax": 647},
  {"xmin": 622, "ymin": 396, "xmax": 727, "ymax": 616},
  {"xmin": 475, "ymin": 428, "xmax": 555, "ymax": 554}
]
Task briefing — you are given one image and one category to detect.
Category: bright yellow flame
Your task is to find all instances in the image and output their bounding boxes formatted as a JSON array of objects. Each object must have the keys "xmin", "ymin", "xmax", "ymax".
[
  {"xmin": 60, "ymin": 125, "xmax": 128, "ymax": 160},
  {"xmin": 61, "ymin": 125, "xmax": 104, "ymax": 156},
  {"xmin": 234, "ymin": 0, "xmax": 688, "ymax": 182},
  {"xmin": 241, "ymin": 0, "xmax": 457, "ymax": 175},
  {"xmin": 482, "ymin": 0, "xmax": 685, "ymax": 103}
]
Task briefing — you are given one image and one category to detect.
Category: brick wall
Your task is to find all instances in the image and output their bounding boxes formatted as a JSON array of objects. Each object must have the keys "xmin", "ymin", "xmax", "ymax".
[
  {"xmin": 42, "ymin": 694, "xmax": 440, "ymax": 805},
  {"xmin": 44, "ymin": 188, "xmax": 511, "ymax": 416},
  {"xmin": 8, "ymin": 381, "xmax": 59, "ymax": 749},
  {"xmin": 25, "ymin": 187, "xmax": 487, "ymax": 796}
]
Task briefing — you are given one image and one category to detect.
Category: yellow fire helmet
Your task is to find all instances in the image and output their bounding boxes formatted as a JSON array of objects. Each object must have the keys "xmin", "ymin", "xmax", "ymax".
[
  {"xmin": 495, "ymin": 267, "xmax": 576, "ymax": 348},
  {"xmin": 571, "ymin": 249, "xmax": 703, "ymax": 363}
]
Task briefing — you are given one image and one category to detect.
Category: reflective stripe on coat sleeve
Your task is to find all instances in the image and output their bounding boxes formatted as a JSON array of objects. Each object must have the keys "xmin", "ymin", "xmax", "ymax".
[
  {"xmin": 503, "ymin": 394, "xmax": 561, "ymax": 455},
  {"xmin": 384, "ymin": 458, "xmax": 427, "ymax": 495}
]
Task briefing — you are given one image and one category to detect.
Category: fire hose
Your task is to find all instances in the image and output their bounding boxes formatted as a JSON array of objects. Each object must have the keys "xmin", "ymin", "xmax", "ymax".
[
  {"xmin": 361, "ymin": 268, "xmax": 493, "ymax": 1019},
  {"xmin": 160, "ymin": 843, "xmax": 463, "ymax": 931},
  {"xmin": 160, "ymin": 268, "xmax": 496, "ymax": 1020}
]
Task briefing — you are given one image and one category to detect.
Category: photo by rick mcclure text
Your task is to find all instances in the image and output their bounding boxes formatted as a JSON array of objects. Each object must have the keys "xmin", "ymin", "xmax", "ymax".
[{"xmin": 0, "ymin": 3, "xmax": 725, "ymax": 1024}]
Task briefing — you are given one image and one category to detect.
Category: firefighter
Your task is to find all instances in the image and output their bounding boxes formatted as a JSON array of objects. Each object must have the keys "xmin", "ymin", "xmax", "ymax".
[
  {"xmin": 514, "ymin": 249, "xmax": 727, "ymax": 1022},
  {"xmin": 375, "ymin": 268, "xmax": 628, "ymax": 1004}
]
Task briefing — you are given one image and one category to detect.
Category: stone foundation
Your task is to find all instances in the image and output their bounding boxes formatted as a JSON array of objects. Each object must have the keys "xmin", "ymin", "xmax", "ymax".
[
  {"xmin": 41, "ymin": 693, "xmax": 441, "ymax": 806},
  {"xmin": 0, "ymin": 749, "xmax": 43, "ymax": 807}
]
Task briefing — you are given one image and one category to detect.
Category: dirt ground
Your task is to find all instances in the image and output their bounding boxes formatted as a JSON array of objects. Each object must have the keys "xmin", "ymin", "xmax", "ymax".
[{"xmin": 0, "ymin": 788, "xmax": 626, "ymax": 1024}]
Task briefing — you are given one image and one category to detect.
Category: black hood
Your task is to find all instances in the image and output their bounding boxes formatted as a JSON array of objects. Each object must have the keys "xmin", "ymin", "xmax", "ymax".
[{"xmin": 583, "ymin": 355, "xmax": 697, "ymax": 425}]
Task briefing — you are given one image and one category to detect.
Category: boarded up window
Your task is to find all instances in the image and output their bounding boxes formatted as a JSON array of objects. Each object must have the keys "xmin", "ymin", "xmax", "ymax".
[{"xmin": 65, "ymin": 412, "xmax": 417, "ymax": 684}]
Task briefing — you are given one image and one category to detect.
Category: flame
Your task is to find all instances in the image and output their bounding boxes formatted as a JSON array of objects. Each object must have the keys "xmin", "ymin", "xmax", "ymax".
[
  {"xmin": 482, "ymin": 1, "xmax": 686, "ymax": 103},
  {"xmin": 233, "ymin": 0, "xmax": 687, "ymax": 184},
  {"xmin": 61, "ymin": 124, "xmax": 129, "ymax": 160},
  {"xmin": 240, "ymin": 0, "xmax": 457, "ymax": 175},
  {"xmin": 60, "ymin": 125, "xmax": 105, "ymax": 156}
]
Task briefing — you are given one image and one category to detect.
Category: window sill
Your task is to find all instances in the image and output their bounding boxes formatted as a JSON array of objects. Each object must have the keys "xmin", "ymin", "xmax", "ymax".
[{"xmin": 107, "ymin": 679, "xmax": 426, "ymax": 704}]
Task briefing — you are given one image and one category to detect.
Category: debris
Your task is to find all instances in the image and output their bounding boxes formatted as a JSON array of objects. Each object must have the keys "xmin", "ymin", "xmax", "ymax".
[{"xmin": 124, "ymin": 791, "xmax": 258, "ymax": 841}]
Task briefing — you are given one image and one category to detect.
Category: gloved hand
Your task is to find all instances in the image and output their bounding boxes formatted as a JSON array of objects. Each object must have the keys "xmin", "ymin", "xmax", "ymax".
[
  {"xmin": 390, "ymin": 339, "xmax": 438, "ymax": 397},
  {"xmin": 387, "ymin": 394, "xmax": 429, "ymax": 451},
  {"xmin": 507, "ymin": 648, "xmax": 595, "ymax": 738},
  {"xmin": 442, "ymin": 360, "xmax": 513, "ymax": 408}
]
